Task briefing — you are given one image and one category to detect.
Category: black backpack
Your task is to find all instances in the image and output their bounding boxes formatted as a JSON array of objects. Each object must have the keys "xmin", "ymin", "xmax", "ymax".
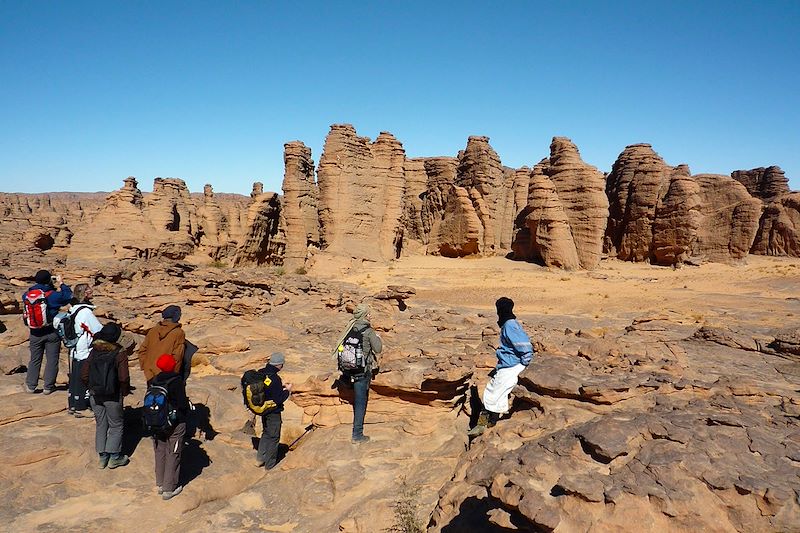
[
  {"xmin": 56, "ymin": 305, "xmax": 90, "ymax": 349},
  {"xmin": 337, "ymin": 327, "xmax": 365, "ymax": 373},
  {"xmin": 241, "ymin": 369, "xmax": 278, "ymax": 415},
  {"xmin": 143, "ymin": 378, "xmax": 178, "ymax": 434},
  {"xmin": 87, "ymin": 350, "xmax": 119, "ymax": 396}
]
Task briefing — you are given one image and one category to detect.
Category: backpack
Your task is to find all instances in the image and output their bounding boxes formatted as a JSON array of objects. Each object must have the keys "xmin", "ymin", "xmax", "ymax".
[
  {"xmin": 143, "ymin": 378, "xmax": 178, "ymax": 434},
  {"xmin": 241, "ymin": 369, "xmax": 278, "ymax": 415},
  {"xmin": 56, "ymin": 305, "xmax": 91, "ymax": 349},
  {"xmin": 87, "ymin": 350, "xmax": 119, "ymax": 396},
  {"xmin": 22, "ymin": 289, "xmax": 53, "ymax": 329},
  {"xmin": 338, "ymin": 327, "xmax": 365, "ymax": 373}
]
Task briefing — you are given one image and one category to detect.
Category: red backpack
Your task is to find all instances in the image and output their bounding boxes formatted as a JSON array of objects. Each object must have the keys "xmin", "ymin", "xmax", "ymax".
[{"xmin": 22, "ymin": 289, "xmax": 53, "ymax": 329}]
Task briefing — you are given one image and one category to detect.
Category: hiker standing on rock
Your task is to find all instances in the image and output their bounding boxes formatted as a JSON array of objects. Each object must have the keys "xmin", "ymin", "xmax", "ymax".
[
  {"xmin": 22, "ymin": 270, "xmax": 73, "ymax": 394},
  {"xmin": 137, "ymin": 305, "xmax": 186, "ymax": 385},
  {"xmin": 333, "ymin": 303, "xmax": 382, "ymax": 444},
  {"xmin": 81, "ymin": 322, "xmax": 131, "ymax": 469},
  {"xmin": 468, "ymin": 297, "xmax": 533, "ymax": 437},
  {"xmin": 65, "ymin": 284, "xmax": 103, "ymax": 416},
  {"xmin": 244, "ymin": 352, "xmax": 292, "ymax": 470},
  {"xmin": 149, "ymin": 354, "xmax": 191, "ymax": 500}
]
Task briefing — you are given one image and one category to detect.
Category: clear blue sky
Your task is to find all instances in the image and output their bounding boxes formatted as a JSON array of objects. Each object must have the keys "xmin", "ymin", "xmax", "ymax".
[{"xmin": 2, "ymin": 1, "xmax": 798, "ymax": 194}]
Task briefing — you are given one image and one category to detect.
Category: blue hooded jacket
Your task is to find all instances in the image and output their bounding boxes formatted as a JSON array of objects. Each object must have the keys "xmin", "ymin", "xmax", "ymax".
[{"xmin": 495, "ymin": 319, "xmax": 533, "ymax": 369}]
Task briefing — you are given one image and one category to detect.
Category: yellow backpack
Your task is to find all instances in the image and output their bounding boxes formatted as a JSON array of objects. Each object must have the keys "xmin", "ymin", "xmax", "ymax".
[{"xmin": 241, "ymin": 369, "xmax": 278, "ymax": 414}]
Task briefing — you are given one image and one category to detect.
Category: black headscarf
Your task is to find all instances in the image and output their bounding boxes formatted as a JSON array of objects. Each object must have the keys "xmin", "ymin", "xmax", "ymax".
[{"xmin": 496, "ymin": 297, "xmax": 516, "ymax": 327}]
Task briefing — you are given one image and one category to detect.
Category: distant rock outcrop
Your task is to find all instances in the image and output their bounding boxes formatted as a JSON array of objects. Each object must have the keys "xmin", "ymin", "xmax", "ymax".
[
  {"xmin": 512, "ymin": 138, "xmax": 608, "ymax": 269},
  {"xmin": 281, "ymin": 141, "xmax": 319, "ymax": 269},
  {"xmin": 731, "ymin": 166, "xmax": 789, "ymax": 201}
]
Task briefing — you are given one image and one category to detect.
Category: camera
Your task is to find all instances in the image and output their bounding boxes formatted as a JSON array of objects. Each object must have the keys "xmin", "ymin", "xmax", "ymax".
[{"xmin": 51, "ymin": 276, "xmax": 58, "ymax": 285}]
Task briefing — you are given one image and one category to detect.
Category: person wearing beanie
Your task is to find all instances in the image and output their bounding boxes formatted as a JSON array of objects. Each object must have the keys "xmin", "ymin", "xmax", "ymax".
[
  {"xmin": 331, "ymin": 303, "xmax": 382, "ymax": 444},
  {"xmin": 137, "ymin": 305, "xmax": 186, "ymax": 384},
  {"xmin": 251, "ymin": 352, "xmax": 292, "ymax": 469},
  {"xmin": 468, "ymin": 297, "xmax": 534, "ymax": 437},
  {"xmin": 64, "ymin": 283, "xmax": 103, "ymax": 416},
  {"xmin": 22, "ymin": 269, "xmax": 73, "ymax": 394},
  {"xmin": 150, "ymin": 354, "xmax": 191, "ymax": 500},
  {"xmin": 81, "ymin": 322, "xmax": 132, "ymax": 469}
]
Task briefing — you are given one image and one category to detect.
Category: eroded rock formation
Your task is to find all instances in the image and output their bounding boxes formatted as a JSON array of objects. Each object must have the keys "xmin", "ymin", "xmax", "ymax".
[
  {"xmin": 281, "ymin": 141, "xmax": 319, "ymax": 269},
  {"xmin": 512, "ymin": 138, "xmax": 608, "ymax": 269}
]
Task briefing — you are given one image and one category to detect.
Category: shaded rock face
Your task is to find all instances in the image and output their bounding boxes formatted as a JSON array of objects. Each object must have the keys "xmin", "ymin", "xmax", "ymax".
[
  {"xmin": 512, "ymin": 138, "xmax": 608, "ymax": 269},
  {"xmin": 604, "ymin": 146, "xmax": 764, "ymax": 265},
  {"xmin": 733, "ymin": 167, "xmax": 800, "ymax": 257},
  {"xmin": 316, "ymin": 125, "xmax": 406, "ymax": 262},
  {"xmin": 732, "ymin": 166, "xmax": 789, "ymax": 201},
  {"xmin": 281, "ymin": 141, "xmax": 320, "ymax": 269}
]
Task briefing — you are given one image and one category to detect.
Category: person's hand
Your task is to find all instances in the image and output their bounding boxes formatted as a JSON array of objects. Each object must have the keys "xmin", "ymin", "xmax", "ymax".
[
  {"xmin": 284, "ymin": 382, "xmax": 293, "ymax": 392},
  {"xmin": 54, "ymin": 275, "xmax": 63, "ymax": 286}
]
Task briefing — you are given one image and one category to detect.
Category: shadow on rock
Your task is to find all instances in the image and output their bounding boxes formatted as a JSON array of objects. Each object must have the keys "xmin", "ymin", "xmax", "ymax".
[
  {"xmin": 439, "ymin": 495, "xmax": 535, "ymax": 533},
  {"xmin": 122, "ymin": 405, "xmax": 146, "ymax": 458},
  {"xmin": 182, "ymin": 438, "xmax": 211, "ymax": 488}
]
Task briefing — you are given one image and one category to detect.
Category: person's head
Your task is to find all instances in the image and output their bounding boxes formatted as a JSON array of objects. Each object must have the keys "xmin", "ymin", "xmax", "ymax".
[
  {"xmin": 34, "ymin": 269, "xmax": 53, "ymax": 287},
  {"xmin": 161, "ymin": 305, "xmax": 182, "ymax": 323},
  {"xmin": 495, "ymin": 297, "xmax": 516, "ymax": 326},
  {"xmin": 156, "ymin": 354, "xmax": 176, "ymax": 373},
  {"xmin": 73, "ymin": 283, "xmax": 93, "ymax": 303},
  {"xmin": 269, "ymin": 352, "xmax": 285, "ymax": 370},
  {"xmin": 353, "ymin": 303, "xmax": 370, "ymax": 321},
  {"xmin": 93, "ymin": 322, "xmax": 122, "ymax": 348}
]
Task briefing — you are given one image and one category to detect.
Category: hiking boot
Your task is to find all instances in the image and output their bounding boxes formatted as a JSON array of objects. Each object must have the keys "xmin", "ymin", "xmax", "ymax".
[
  {"xmin": 107, "ymin": 454, "xmax": 130, "ymax": 469},
  {"xmin": 255, "ymin": 459, "xmax": 266, "ymax": 468},
  {"xmin": 467, "ymin": 410, "xmax": 490, "ymax": 437},
  {"xmin": 42, "ymin": 388, "xmax": 55, "ymax": 395},
  {"xmin": 162, "ymin": 485, "xmax": 183, "ymax": 500},
  {"xmin": 157, "ymin": 486, "xmax": 164, "ymax": 495},
  {"xmin": 98, "ymin": 454, "xmax": 110, "ymax": 469},
  {"xmin": 22, "ymin": 384, "xmax": 36, "ymax": 394},
  {"xmin": 352, "ymin": 435, "xmax": 370, "ymax": 444}
]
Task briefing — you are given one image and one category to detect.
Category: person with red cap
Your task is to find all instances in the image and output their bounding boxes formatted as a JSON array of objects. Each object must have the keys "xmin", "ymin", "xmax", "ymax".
[{"xmin": 150, "ymin": 353, "xmax": 190, "ymax": 500}]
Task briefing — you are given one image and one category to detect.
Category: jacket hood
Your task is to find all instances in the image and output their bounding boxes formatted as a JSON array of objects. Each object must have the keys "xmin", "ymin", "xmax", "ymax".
[
  {"xmin": 353, "ymin": 319, "xmax": 371, "ymax": 331},
  {"xmin": 155, "ymin": 320, "xmax": 181, "ymax": 340}
]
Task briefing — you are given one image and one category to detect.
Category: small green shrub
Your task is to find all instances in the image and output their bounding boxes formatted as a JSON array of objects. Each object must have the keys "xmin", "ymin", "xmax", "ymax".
[
  {"xmin": 386, "ymin": 477, "xmax": 424, "ymax": 533},
  {"xmin": 294, "ymin": 266, "xmax": 307, "ymax": 275},
  {"xmin": 209, "ymin": 260, "xmax": 227, "ymax": 268},
  {"xmin": 274, "ymin": 266, "xmax": 286, "ymax": 276}
]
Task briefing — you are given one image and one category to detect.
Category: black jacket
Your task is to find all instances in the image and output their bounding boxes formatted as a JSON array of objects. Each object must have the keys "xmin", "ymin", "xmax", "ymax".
[
  {"xmin": 151, "ymin": 371, "xmax": 190, "ymax": 422},
  {"xmin": 260, "ymin": 364, "xmax": 290, "ymax": 413}
]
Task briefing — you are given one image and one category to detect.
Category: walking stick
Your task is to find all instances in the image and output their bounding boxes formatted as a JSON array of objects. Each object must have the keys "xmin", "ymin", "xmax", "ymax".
[{"xmin": 288, "ymin": 424, "xmax": 316, "ymax": 451}]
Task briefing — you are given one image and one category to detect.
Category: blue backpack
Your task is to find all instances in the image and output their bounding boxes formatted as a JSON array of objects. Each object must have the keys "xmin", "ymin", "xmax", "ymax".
[{"xmin": 142, "ymin": 379, "xmax": 177, "ymax": 434}]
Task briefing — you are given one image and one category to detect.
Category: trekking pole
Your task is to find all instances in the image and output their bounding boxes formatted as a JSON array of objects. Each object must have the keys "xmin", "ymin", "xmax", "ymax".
[{"xmin": 288, "ymin": 424, "xmax": 316, "ymax": 451}]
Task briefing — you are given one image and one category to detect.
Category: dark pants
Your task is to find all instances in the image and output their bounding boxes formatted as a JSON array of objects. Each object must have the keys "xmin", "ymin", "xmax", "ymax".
[
  {"xmin": 90, "ymin": 394, "xmax": 124, "ymax": 454},
  {"xmin": 69, "ymin": 358, "xmax": 90, "ymax": 411},
  {"xmin": 26, "ymin": 330, "xmax": 61, "ymax": 391},
  {"xmin": 257, "ymin": 411, "xmax": 282, "ymax": 469},
  {"xmin": 154, "ymin": 422, "xmax": 186, "ymax": 492},
  {"xmin": 352, "ymin": 373, "xmax": 371, "ymax": 439}
]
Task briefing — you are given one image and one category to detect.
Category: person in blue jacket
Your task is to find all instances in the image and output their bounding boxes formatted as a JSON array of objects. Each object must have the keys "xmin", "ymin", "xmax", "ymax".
[
  {"xmin": 468, "ymin": 297, "xmax": 533, "ymax": 436},
  {"xmin": 23, "ymin": 269, "xmax": 73, "ymax": 394}
]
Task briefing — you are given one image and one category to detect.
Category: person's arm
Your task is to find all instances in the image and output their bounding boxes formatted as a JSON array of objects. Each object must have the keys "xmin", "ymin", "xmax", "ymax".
[
  {"xmin": 83, "ymin": 309, "xmax": 103, "ymax": 335},
  {"xmin": 137, "ymin": 330, "xmax": 150, "ymax": 370},
  {"xmin": 270, "ymin": 373, "xmax": 291, "ymax": 405},
  {"xmin": 171, "ymin": 329, "xmax": 186, "ymax": 371},
  {"xmin": 117, "ymin": 350, "xmax": 131, "ymax": 396},
  {"xmin": 52, "ymin": 283, "xmax": 73, "ymax": 306},
  {"xmin": 367, "ymin": 328, "xmax": 382, "ymax": 354}
]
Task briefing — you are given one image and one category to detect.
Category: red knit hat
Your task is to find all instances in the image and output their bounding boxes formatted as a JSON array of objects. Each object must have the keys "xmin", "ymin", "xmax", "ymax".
[{"xmin": 156, "ymin": 354, "xmax": 176, "ymax": 373}]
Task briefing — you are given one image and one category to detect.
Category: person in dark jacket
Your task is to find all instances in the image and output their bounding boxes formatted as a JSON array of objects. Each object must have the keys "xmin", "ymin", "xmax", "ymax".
[
  {"xmin": 332, "ymin": 303, "xmax": 382, "ymax": 444},
  {"xmin": 468, "ymin": 297, "xmax": 533, "ymax": 437},
  {"xmin": 23, "ymin": 269, "xmax": 73, "ymax": 394},
  {"xmin": 254, "ymin": 352, "xmax": 292, "ymax": 470},
  {"xmin": 81, "ymin": 322, "xmax": 132, "ymax": 469},
  {"xmin": 151, "ymin": 353, "xmax": 191, "ymax": 500}
]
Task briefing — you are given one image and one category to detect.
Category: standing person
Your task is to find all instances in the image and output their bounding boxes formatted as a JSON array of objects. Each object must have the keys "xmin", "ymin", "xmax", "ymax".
[
  {"xmin": 81, "ymin": 322, "xmax": 131, "ymax": 469},
  {"xmin": 66, "ymin": 284, "xmax": 102, "ymax": 416},
  {"xmin": 23, "ymin": 269, "xmax": 73, "ymax": 394},
  {"xmin": 137, "ymin": 305, "xmax": 186, "ymax": 385},
  {"xmin": 332, "ymin": 303, "xmax": 382, "ymax": 444},
  {"xmin": 468, "ymin": 297, "xmax": 533, "ymax": 437},
  {"xmin": 150, "ymin": 354, "xmax": 190, "ymax": 500},
  {"xmin": 250, "ymin": 352, "xmax": 292, "ymax": 470}
]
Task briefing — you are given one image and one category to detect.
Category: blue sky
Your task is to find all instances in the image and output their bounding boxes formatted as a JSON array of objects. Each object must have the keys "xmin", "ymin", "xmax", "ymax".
[{"xmin": 2, "ymin": 1, "xmax": 798, "ymax": 194}]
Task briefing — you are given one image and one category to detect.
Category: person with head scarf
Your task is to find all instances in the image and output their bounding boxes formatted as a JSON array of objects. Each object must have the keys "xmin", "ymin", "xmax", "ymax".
[
  {"xmin": 468, "ymin": 297, "xmax": 534, "ymax": 437},
  {"xmin": 137, "ymin": 305, "xmax": 186, "ymax": 385},
  {"xmin": 332, "ymin": 303, "xmax": 382, "ymax": 443},
  {"xmin": 81, "ymin": 322, "xmax": 131, "ymax": 469},
  {"xmin": 150, "ymin": 353, "xmax": 191, "ymax": 500},
  {"xmin": 65, "ymin": 283, "xmax": 103, "ymax": 416},
  {"xmin": 22, "ymin": 269, "xmax": 73, "ymax": 394}
]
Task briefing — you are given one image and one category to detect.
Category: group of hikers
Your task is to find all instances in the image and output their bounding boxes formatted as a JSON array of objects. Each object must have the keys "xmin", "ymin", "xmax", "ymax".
[{"xmin": 19, "ymin": 268, "xmax": 533, "ymax": 499}]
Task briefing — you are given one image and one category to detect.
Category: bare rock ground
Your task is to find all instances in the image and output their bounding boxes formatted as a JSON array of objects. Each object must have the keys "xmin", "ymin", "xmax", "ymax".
[{"xmin": 1, "ymin": 252, "xmax": 799, "ymax": 531}]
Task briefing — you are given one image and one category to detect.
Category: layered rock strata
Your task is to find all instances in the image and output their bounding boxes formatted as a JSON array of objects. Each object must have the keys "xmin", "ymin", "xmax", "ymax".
[{"xmin": 281, "ymin": 141, "xmax": 319, "ymax": 268}]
